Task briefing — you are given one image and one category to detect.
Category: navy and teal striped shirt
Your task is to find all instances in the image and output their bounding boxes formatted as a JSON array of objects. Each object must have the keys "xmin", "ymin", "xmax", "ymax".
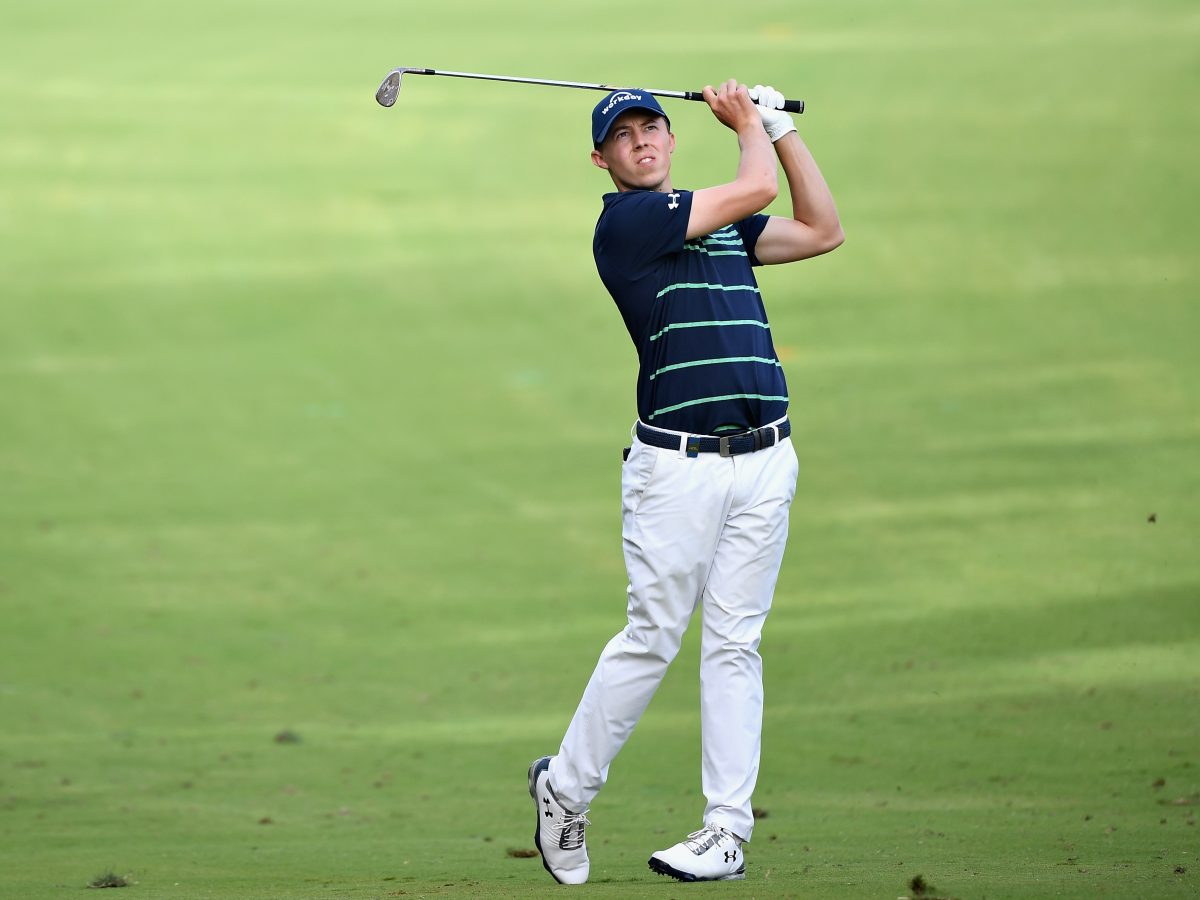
[{"xmin": 593, "ymin": 189, "xmax": 788, "ymax": 435}]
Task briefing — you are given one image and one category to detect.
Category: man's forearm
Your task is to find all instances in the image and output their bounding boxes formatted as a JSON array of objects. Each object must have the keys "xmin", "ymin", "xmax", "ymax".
[
  {"xmin": 736, "ymin": 126, "xmax": 779, "ymax": 199},
  {"xmin": 774, "ymin": 132, "xmax": 841, "ymax": 238},
  {"xmin": 687, "ymin": 120, "xmax": 779, "ymax": 240}
]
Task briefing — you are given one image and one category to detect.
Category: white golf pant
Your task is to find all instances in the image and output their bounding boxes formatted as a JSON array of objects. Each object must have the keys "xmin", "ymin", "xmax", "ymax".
[{"xmin": 550, "ymin": 425, "xmax": 798, "ymax": 841}]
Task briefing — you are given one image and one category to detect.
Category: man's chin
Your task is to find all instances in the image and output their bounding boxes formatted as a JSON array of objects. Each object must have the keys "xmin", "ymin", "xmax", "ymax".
[{"xmin": 620, "ymin": 174, "xmax": 667, "ymax": 192}]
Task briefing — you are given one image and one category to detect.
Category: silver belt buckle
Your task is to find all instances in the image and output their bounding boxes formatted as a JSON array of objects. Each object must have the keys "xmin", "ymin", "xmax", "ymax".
[{"xmin": 718, "ymin": 435, "xmax": 733, "ymax": 457}]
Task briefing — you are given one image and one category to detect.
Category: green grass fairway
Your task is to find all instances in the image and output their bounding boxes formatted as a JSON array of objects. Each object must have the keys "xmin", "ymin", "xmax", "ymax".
[{"xmin": 2, "ymin": 1, "xmax": 1198, "ymax": 897}]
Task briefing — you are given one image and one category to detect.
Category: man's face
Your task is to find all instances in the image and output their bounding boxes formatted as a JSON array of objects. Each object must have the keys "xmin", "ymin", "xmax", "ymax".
[{"xmin": 591, "ymin": 111, "xmax": 675, "ymax": 192}]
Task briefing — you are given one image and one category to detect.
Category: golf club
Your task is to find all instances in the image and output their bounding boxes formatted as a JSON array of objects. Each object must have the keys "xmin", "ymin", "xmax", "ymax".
[{"xmin": 375, "ymin": 67, "xmax": 804, "ymax": 113}]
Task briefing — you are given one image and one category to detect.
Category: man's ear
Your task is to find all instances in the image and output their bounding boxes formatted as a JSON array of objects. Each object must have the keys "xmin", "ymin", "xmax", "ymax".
[{"xmin": 591, "ymin": 148, "xmax": 609, "ymax": 170}]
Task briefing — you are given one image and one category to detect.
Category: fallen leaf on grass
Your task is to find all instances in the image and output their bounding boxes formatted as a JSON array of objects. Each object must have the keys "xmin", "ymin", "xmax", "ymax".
[
  {"xmin": 88, "ymin": 872, "xmax": 129, "ymax": 889},
  {"xmin": 905, "ymin": 873, "xmax": 960, "ymax": 900},
  {"xmin": 1159, "ymin": 793, "xmax": 1200, "ymax": 807}
]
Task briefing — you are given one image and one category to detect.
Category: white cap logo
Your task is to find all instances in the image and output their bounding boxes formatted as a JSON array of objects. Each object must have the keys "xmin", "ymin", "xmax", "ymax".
[{"xmin": 601, "ymin": 91, "xmax": 642, "ymax": 116}]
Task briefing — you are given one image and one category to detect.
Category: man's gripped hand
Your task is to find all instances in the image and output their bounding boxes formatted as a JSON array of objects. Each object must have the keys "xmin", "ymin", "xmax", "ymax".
[
  {"xmin": 702, "ymin": 80, "xmax": 767, "ymax": 137},
  {"xmin": 749, "ymin": 84, "xmax": 797, "ymax": 143}
]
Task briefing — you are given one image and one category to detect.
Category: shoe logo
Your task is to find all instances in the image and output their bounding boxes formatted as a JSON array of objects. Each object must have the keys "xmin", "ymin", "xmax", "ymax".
[
  {"xmin": 543, "ymin": 796, "xmax": 552, "ymax": 818},
  {"xmin": 724, "ymin": 849, "xmax": 738, "ymax": 863}
]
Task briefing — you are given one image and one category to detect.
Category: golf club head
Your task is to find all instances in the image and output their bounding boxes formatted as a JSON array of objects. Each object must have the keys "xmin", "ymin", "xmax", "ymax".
[{"xmin": 375, "ymin": 69, "xmax": 404, "ymax": 107}]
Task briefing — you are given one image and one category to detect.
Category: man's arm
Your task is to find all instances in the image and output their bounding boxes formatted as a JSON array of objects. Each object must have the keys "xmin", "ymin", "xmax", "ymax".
[
  {"xmin": 744, "ymin": 85, "xmax": 843, "ymax": 264},
  {"xmin": 686, "ymin": 80, "xmax": 778, "ymax": 241},
  {"xmin": 752, "ymin": 129, "xmax": 844, "ymax": 264}
]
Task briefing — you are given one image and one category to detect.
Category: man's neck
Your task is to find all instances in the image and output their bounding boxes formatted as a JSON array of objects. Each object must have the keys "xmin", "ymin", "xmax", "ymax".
[{"xmin": 615, "ymin": 178, "xmax": 674, "ymax": 194}]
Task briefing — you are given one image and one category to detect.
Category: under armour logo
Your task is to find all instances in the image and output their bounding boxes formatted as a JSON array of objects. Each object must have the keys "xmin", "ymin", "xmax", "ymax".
[
  {"xmin": 543, "ymin": 797, "xmax": 552, "ymax": 818},
  {"xmin": 724, "ymin": 850, "xmax": 737, "ymax": 863},
  {"xmin": 667, "ymin": 192, "xmax": 680, "ymax": 210}
]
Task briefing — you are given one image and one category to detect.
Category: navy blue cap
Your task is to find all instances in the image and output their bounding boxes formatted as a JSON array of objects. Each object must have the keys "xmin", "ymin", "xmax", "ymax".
[{"xmin": 592, "ymin": 89, "xmax": 670, "ymax": 145}]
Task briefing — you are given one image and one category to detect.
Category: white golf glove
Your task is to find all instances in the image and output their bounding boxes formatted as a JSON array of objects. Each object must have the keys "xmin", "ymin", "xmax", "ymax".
[{"xmin": 749, "ymin": 84, "xmax": 796, "ymax": 142}]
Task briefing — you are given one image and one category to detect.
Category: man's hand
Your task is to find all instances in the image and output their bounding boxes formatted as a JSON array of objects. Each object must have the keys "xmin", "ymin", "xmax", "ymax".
[
  {"xmin": 702, "ymin": 79, "xmax": 766, "ymax": 137},
  {"xmin": 748, "ymin": 85, "xmax": 797, "ymax": 143}
]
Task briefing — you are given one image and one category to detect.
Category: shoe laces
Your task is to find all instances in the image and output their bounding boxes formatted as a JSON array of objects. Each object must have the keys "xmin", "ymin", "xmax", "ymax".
[
  {"xmin": 683, "ymin": 825, "xmax": 733, "ymax": 853},
  {"xmin": 551, "ymin": 810, "xmax": 591, "ymax": 851}
]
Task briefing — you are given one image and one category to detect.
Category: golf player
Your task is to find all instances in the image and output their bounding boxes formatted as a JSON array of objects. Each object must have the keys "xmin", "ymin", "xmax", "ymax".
[{"xmin": 529, "ymin": 79, "xmax": 843, "ymax": 884}]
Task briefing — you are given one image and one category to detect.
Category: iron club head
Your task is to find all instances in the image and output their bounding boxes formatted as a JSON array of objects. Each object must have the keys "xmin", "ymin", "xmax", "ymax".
[{"xmin": 375, "ymin": 69, "xmax": 404, "ymax": 107}]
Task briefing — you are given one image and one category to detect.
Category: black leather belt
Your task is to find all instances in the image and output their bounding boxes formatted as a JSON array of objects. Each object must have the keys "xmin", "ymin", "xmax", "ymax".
[{"xmin": 635, "ymin": 419, "xmax": 791, "ymax": 458}]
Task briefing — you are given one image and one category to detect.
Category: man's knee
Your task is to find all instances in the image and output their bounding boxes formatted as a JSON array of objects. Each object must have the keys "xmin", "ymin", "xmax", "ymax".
[{"xmin": 621, "ymin": 620, "xmax": 687, "ymax": 664}]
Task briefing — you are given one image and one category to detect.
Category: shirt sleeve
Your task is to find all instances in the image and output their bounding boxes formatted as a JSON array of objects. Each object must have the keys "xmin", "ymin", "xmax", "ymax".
[
  {"xmin": 735, "ymin": 213, "xmax": 772, "ymax": 267},
  {"xmin": 597, "ymin": 190, "xmax": 693, "ymax": 273}
]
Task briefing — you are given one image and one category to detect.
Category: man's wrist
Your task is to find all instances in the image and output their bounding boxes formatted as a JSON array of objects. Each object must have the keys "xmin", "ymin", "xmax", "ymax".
[
  {"xmin": 765, "ymin": 120, "xmax": 797, "ymax": 143},
  {"xmin": 738, "ymin": 121, "xmax": 774, "ymax": 146}
]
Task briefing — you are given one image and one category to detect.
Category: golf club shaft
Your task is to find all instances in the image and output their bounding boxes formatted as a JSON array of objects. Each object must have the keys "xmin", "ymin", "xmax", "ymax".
[{"xmin": 381, "ymin": 67, "xmax": 805, "ymax": 113}]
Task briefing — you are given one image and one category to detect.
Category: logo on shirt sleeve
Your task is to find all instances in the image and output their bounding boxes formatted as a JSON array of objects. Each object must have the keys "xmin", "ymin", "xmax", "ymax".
[{"xmin": 667, "ymin": 192, "xmax": 680, "ymax": 210}]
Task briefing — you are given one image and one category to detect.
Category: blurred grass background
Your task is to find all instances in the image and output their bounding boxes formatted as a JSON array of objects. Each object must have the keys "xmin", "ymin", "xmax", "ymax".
[{"xmin": 1, "ymin": 0, "xmax": 1198, "ymax": 897}]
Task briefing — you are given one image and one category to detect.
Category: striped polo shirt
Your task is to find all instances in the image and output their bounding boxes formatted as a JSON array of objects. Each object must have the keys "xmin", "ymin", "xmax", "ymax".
[{"xmin": 593, "ymin": 188, "xmax": 788, "ymax": 435}]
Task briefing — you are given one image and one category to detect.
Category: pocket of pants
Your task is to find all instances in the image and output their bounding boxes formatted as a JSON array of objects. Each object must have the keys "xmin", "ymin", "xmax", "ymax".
[{"xmin": 621, "ymin": 440, "xmax": 658, "ymax": 516}]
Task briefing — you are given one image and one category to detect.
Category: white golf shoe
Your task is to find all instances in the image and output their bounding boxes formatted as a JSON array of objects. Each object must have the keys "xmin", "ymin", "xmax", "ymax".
[
  {"xmin": 648, "ymin": 824, "xmax": 746, "ymax": 881},
  {"xmin": 528, "ymin": 756, "xmax": 590, "ymax": 884}
]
